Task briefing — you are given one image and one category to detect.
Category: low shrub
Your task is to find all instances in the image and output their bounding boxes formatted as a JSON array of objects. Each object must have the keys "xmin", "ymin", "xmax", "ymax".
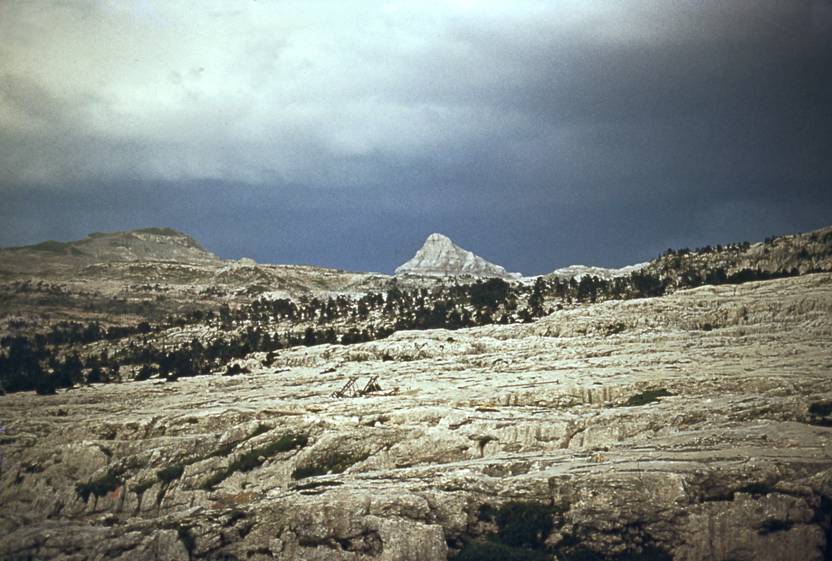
[
  {"xmin": 495, "ymin": 501, "xmax": 554, "ymax": 549},
  {"xmin": 809, "ymin": 400, "xmax": 832, "ymax": 417},
  {"xmin": 624, "ymin": 388, "xmax": 674, "ymax": 407},
  {"xmin": 807, "ymin": 401, "xmax": 832, "ymax": 427},
  {"xmin": 76, "ymin": 471, "xmax": 122, "ymax": 502},
  {"xmin": 456, "ymin": 501, "xmax": 556, "ymax": 560},
  {"xmin": 177, "ymin": 526, "xmax": 196, "ymax": 555},
  {"xmin": 157, "ymin": 464, "xmax": 185, "ymax": 484}
]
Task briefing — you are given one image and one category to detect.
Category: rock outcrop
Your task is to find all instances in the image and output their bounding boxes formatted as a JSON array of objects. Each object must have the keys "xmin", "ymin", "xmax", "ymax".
[
  {"xmin": 1, "ymin": 273, "xmax": 831, "ymax": 560},
  {"xmin": 545, "ymin": 262, "xmax": 650, "ymax": 281},
  {"xmin": 395, "ymin": 233, "xmax": 519, "ymax": 279}
]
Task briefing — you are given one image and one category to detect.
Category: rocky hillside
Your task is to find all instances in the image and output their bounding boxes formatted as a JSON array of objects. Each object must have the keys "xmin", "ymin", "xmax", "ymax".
[
  {"xmin": 0, "ymin": 229, "xmax": 391, "ymax": 330},
  {"xmin": 3, "ymin": 225, "xmax": 829, "ymax": 332},
  {"xmin": 0, "ymin": 228, "xmax": 220, "ymax": 273},
  {"xmin": 395, "ymin": 234, "xmax": 519, "ymax": 280},
  {"xmin": 540, "ymin": 226, "xmax": 832, "ymax": 288},
  {"xmin": 3, "ymin": 225, "xmax": 831, "ymax": 394},
  {"xmin": 1, "ymin": 273, "xmax": 831, "ymax": 561},
  {"xmin": 625, "ymin": 225, "xmax": 832, "ymax": 290}
]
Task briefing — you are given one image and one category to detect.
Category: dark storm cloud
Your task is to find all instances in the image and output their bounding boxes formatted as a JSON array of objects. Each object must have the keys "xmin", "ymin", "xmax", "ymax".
[
  {"xmin": 1, "ymin": 1, "xmax": 830, "ymax": 273},
  {"xmin": 387, "ymin": 0, "xmax": 832, "ymax": 202}
]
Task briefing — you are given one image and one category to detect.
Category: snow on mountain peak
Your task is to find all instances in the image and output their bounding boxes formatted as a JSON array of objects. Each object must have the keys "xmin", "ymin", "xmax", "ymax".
[{"xmin": 395, "ymin": 233, "xmax": 519, "ymax": 279}]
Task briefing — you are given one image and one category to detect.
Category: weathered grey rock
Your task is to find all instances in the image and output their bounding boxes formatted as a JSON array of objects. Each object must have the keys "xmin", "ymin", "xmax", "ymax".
[{"xmin": 1, "ymin": 274, "xmax": 831, "ymax": 560}]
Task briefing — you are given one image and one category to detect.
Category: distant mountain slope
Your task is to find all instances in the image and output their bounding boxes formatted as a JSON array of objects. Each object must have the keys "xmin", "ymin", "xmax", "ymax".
[
  {"xmin": 641, "ymin": 225, "xmax": 832, "ymax": 290},
  {"xmin": 0, "ymin": 228, "xmax": 219, "ymax": 270},
  {"xmin": 395, "ymin": 233, "xmax": 519, "ymax": 279},
  {"xmin": 0, "ymin": 229, "xmax": 393, "ymax": 326},
  {"xmin": 541, "ymin": 225, "xmax": 832, "ymax": 286}
]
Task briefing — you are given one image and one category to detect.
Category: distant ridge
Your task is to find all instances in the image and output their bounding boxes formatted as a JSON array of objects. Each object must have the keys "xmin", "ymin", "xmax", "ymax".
[
  {"xmin": 2, "ymin": 228, "xmax": 219, "ymax": 265},
  {"xmin": 395, "ymin": 233, "xmax": 519, "ymax": 279},
  {"xmin": 540, "ymin": 224, "xmax": 832, "ymax": 287}
]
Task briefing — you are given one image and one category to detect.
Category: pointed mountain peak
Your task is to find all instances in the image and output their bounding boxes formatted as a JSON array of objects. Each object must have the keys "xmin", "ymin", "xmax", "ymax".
[
  {"xmin": 395, "ymin": 233, "xmax": 519, "ymax": 279},
  {"xmin": 425, "ymin": 232, "xmax": 453, "ymax": 244}
]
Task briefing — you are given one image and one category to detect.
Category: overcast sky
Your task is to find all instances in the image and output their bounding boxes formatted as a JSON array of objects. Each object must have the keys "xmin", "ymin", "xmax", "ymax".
[{"xmin": 1, "ymin": 1, "xmax": 830, "ymax": 274}]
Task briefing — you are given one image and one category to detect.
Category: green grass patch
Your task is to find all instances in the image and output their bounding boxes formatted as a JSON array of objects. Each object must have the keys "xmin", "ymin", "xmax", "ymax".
[{"xmin": 624, "ymin": 388, "xmax": 674, "ymax": 407}]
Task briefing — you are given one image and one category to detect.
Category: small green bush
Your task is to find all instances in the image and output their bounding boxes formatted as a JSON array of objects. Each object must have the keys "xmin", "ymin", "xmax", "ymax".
[
  {"xmin": 157, "ymin": 464, "xmax": 185, "ymax": 484},
  {"xmin": 177, "ymin": 526, "xmax": 195, "ymax": 555},
  {"xmin": 624, "ymin": 388, "xmax": 674, "ymax": 407},
  {"xmin": 76, "ymin": 471, "xmax": 122, "ymax": 502},
  {"xmin": 495, "ymin": 502, "xmax": 554, "ymax": 549},
  {"xmin": 291, "ymin": 465, "xmax": 327, "ymax": 480},
  {"xmin": 809, "ymin": 400, "xmax": 832, "ymax": 416},
  {"xmin": 456, "ymin": 501, "xmax": 557, "ymax": 560}
]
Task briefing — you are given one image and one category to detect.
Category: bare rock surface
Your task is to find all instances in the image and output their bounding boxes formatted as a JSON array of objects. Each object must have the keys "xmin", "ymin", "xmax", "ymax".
[
  {"xmin": 544, "ymin": 262, "xmax": 650, "ymax": 281},
  {"xmin": 395, "ymin": 233, "xmax": 519, "ymax": 280},
  {"xmin": 1, "ymin": 274, "xmax": 832, "ymax": 560}
]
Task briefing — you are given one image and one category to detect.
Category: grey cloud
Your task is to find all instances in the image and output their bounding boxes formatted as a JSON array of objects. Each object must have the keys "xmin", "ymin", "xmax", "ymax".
[{"xmin": 0, "ymin": 1, "xmax": 830, "ymax": 273}]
